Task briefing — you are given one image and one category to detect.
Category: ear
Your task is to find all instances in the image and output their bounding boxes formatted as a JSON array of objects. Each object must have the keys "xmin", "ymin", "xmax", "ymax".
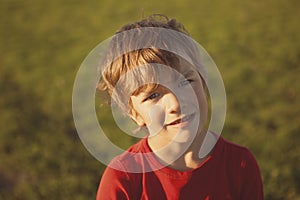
[{"xmin": 130, "ymin": 109, "xmax": 145, "ymax": 127}]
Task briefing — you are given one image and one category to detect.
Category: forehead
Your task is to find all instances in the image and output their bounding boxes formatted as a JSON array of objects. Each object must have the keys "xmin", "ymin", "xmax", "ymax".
[
  {"xmin": 154, "ymin": 57, "xmax": 198, "ymax": 82},
  {"xmin": 131, "ymin": 61, "xmax": 197, "ymax": 94},
  {"xmin": 112, "ymin": 55, "xmax": 199, "ymax": 107}
]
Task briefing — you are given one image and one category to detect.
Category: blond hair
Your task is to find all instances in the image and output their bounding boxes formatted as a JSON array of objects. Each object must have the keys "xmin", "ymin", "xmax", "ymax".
[{"xmin": 98, "ymin": 14, "xmax": 204, "ymax": 114}]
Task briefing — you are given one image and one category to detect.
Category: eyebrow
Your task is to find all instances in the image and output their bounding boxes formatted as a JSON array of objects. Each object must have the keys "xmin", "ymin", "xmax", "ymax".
[
  {"xmin": 181, "ymin": 69, "xmax": 196, "ymax": 79},
  {"xmin": 134, "ymin": 84, "xmax": 158, "ymax": 97}
]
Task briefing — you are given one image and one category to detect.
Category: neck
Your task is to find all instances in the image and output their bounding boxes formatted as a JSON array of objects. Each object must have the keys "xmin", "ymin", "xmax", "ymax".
[{"xmin": 148, "ymin": 130, "xmax": 211, "ymax": 171}]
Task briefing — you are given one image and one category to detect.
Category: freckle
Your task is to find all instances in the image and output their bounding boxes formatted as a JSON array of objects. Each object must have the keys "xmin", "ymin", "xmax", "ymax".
[{"xmin": 241, "ymin": 160, "xmax": 246, "ymax": 168}]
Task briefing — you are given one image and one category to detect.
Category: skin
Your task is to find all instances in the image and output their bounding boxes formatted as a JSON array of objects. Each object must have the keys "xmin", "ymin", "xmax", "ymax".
[{"xmin": 130, "ymin": 59, "xmax": 209, "ymax": 171}]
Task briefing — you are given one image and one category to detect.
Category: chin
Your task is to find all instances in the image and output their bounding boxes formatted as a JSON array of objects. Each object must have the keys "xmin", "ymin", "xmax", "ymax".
[{"xmin": 172, "ymin": 129, "xmax": 197, "ymax": 144}]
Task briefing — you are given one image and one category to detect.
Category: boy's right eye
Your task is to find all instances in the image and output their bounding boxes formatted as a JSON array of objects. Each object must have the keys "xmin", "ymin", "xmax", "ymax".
[{"xmin": 144, "ymin": 93, "xmax": 160, "ymax": 101}]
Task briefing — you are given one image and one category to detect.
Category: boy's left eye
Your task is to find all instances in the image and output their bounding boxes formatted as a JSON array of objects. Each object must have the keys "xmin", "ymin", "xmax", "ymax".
[{"xmin": 178, "ymin": 79, "xmax": 193, "ymax": 87}]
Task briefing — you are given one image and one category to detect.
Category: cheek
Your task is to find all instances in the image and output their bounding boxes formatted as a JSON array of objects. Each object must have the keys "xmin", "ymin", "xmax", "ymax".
[
  {"xmin": 189, "ymin": 85, "xmax": 208, "ymax": 114},
  {"xmin": 198, "ymin": 92, "xmax": 208, "ymax": 120},
  {"xmin": 148, "ymin": 105, "xmax": 165, "ymax": 125},
  {"xmin": 197, "ymin": 89, "xmax": 207, "ymax": 104},
  {"xmin": 184, "ymin": 85, "xmax": 203, "ymax": 105},
  {"xmin": 134, "ymin": 104, "xmax": 165, "ymax": 126},
  {"xmin": 146, "ymin": 105, "xmax": 166, "ymax": 136}
]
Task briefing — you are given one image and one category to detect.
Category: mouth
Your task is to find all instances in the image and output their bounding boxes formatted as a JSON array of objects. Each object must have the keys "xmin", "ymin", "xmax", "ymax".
[{"xmin": 166, "ymin": 113, "xmax": 195, "ymax": 126}]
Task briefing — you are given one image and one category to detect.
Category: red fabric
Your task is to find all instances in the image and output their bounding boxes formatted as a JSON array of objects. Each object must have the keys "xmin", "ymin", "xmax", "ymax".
[{"xmin": 96, "ymin": 137, "xmax": 263, "ymax": 200}]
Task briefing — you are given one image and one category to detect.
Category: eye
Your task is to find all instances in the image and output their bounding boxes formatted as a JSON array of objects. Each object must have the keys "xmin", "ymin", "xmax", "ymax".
[
  {"xmin": 178, "ymin": 79, "xmax": 193, "ymax": 87},
  {"xmin": 144, "ymin": 93, "xmax": 160, "ymax": 101}
]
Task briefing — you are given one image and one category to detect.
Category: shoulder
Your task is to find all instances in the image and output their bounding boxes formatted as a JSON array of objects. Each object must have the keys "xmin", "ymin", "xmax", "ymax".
[
  {"xmin": 107, "ymin": 138, "xmax": 150, "ymax": 173},
  {"xmin": 216, "ymin": 137, "xmax": 264, "ymax": 197},
  {"xmin": 97, "ymin": 139, "xmax": 148, "ymax": 199},
  {"xmin": 212, "ymin": 136, "xmax": 262, "ymax": 178},
  {"xmin": 218, "ymin": 137, "xmax": 264, "ymax": 198},
  {"xmin": 218, "ymin": 136, "xmax": 256, "ymax": 160},
  {"xmin": 217, "ymin": 136, "xmax": 262, "ymax": 177}
]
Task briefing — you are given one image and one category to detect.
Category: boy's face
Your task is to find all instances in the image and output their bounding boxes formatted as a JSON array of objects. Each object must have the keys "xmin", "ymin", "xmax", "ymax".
[{"xmin": 130, "ymin": 59, "xmax": 208, "ymax": 145}]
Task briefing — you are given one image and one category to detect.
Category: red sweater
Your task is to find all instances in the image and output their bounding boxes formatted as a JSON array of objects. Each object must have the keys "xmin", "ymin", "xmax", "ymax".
[{"xmin": 97, "ymin": 137, "xmax": 263, "ymax": 200}]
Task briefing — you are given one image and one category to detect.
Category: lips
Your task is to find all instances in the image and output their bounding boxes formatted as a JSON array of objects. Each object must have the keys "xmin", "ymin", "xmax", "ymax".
[{"xmin": 166, "ymin": 114, "xmax": 194, "ymax": 126}]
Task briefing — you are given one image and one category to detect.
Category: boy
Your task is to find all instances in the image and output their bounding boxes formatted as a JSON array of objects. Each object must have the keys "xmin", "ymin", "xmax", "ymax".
[{"xmin": 96, "ymin": 14, "xmax": 263, "ymax": 199}]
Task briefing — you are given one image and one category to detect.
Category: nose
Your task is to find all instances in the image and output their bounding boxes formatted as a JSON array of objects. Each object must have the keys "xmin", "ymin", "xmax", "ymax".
[{"xmin": 162, "ymin": 92, "xmax": 181, "ymax": 114}]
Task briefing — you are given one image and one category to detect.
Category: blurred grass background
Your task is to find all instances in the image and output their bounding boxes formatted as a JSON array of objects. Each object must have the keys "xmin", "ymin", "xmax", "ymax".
[{"xmin": 1, "ymin": 0, "xmax": 300, "ymax": 199}]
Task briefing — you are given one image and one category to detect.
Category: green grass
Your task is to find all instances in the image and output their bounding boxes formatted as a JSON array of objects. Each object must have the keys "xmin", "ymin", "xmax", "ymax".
[{"xmin": 0, "ymin": 0, "xmax": 300, "ymax": 199}]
